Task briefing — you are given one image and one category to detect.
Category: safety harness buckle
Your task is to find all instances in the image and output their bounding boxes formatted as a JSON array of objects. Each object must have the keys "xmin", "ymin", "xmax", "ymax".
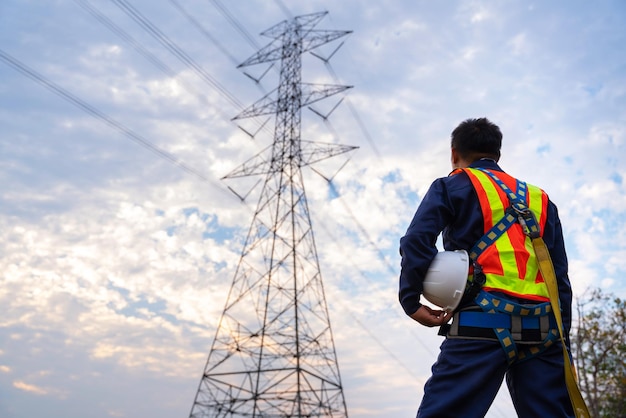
[
  {"xmin": 460, "ymin": 262, "xmax": 486, "ymax": 306},
  {"xmin": 509, "ymin": 202, "xmax": 541, "ymax": 239}
]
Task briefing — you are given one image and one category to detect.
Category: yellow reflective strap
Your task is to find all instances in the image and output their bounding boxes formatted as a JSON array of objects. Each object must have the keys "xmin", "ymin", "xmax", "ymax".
[
  {"xmin": 470, "ymin": 169, "xmax": 507, "ymax": 222},
  {"xmin": 532, "ymin": 237, "xmax": 590, "ymax": 418},
  {"xmin": 470, "ymin": 171, "xmax": 519, "ymax": 279}
]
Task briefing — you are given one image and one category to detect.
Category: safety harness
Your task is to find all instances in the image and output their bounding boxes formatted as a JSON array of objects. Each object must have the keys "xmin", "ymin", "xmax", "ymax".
[
  {"xmin": 444, "ymin": 168, "xmax": 556, "ymax": 362},
  {"xmin": 442, "ymin": 167, "xmax": 590, "ymax": 417}
]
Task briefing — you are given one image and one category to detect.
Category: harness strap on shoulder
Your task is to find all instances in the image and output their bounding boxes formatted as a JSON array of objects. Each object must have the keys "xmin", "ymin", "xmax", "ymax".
[{"xmin": 474, "ymin": 167, "xmax": 526, "ymax": 204}]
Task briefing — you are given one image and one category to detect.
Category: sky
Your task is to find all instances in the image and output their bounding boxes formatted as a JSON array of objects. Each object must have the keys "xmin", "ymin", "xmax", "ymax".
[{"xmin": 1, "ymin": 0, "xmax": 625, "ymax": 417}]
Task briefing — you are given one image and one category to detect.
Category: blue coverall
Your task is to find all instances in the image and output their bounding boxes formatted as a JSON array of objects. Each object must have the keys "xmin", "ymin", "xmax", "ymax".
[{"xmin": 399, "ymin": 159, "xmax": 575, "ymax": 417}]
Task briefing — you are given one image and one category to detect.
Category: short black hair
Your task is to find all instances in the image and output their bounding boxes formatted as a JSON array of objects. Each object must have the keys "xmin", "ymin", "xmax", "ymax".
[{"xmin": 451, "ymin": 118, "xmax": 502, "ymax": 161}]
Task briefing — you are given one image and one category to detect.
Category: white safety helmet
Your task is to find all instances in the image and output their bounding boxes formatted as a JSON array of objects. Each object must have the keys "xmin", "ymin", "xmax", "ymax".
[{"xmin": 422, "ymin": 250, "xmax": 470, "ymax": 312}]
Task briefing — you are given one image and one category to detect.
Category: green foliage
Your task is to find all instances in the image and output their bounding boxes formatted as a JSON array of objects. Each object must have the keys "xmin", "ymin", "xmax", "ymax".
[{"xmin": 572, "ymin": 288, "xmax": 626, "ymax": 418}]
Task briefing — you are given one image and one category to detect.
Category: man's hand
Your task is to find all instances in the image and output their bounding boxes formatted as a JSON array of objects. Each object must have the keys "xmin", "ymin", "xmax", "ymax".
[{"xmin": 410, "ymin": 305, "xmax": 453, "ymax": 327}]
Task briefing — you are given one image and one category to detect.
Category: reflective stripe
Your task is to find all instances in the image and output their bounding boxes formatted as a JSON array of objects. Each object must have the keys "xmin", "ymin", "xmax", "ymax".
[{"xmin": 460, "ymin": 168, "xmax": 550, "ymax": 300}]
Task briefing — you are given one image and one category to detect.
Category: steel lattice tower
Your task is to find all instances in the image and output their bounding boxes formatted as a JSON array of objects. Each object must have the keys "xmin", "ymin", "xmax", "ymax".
[{"xmin": 189, "ymin": 11, "xmax": 355, "ymax": 418}]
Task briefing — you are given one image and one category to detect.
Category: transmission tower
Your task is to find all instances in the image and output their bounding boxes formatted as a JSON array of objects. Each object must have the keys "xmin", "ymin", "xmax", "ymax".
[{"xmin": 189, "ymin": 11, "xmax": 356, "ymax": 418}]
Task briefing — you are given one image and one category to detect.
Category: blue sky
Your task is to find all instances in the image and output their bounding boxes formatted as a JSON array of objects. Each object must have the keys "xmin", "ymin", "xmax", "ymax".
[{"xmin": 1, "ymin": 1, "xmax": 625, "ymax": 417}]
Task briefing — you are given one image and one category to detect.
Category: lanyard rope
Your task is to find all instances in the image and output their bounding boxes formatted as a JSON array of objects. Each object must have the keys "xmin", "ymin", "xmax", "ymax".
[{"xmin": 532, "ymin": 237, "xmax": 590, "ymax": 417}]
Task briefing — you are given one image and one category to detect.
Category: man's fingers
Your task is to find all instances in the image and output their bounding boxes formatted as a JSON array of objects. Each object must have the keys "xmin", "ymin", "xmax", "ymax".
[{"xmin": 410, "ymin": 306, "xmax": 454, "ymax": 327}]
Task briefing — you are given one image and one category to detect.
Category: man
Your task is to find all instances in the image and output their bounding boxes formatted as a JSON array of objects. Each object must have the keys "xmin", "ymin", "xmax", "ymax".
[{"xmin": 399, "ymin": 118, "xmax": 574, "ymax": 417}]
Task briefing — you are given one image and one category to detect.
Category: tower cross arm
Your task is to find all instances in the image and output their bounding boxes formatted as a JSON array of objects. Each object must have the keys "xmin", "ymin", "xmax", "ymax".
[
  {"xmin": 300, "ymin": 141, "xmax": 358, "ymax": 167},
  {"xmin": 231, "ymin": 88, "xmax": 279, "ymax": 120},
  {"xmin": 301, "ymin": 83, "xmax": 352, "ymax": 107},
  {"xmin": 232, "ymin": 84, "xmax": 352, "ymax": 120},
  {"xmin": 260, "ymin": 11, "xmax": 328, "ymax": 39},
  {"xmin": 221, "ymin": 145, "xmax": 273, "ymax": 178},
  {"xmin": 301, "ymin": 30, "xmax": 352, "ymax": 55},
  {"xmin": 237, "ymin": 30, "xmax": 352, "ymax": 68},
  {"xmin": 237, "ymin": 40, "xmax": 283, "ymax": 68}
]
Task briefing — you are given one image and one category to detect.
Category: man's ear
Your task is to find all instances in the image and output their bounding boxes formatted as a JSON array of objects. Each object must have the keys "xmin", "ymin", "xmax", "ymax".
[{"xmin": 451, "ymin": 147, "xmax": 460, "ymax": 168}]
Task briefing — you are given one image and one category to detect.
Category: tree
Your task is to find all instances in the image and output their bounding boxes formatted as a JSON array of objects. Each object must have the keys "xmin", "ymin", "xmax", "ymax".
[{"xmin": 572, "ymin": 288, "xmax": 626, "ymax": 417}]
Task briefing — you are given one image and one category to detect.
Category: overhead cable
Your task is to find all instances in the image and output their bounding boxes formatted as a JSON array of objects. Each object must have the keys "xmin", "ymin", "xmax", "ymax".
[
  {"xmin": 110, "ymin": 0, "xmax": 245, "ymax": 111},
  {"xmin": 167, "ymin": 0, "xmax": 239, "ymax": 66},
  {"xmin": 74, "ymin": 0, "xmax": 174, "ymax": 77},
  {"xmin": 208, "ymin": 0, "xmax": 260, "ymax": 50},
  {"xmin": 0, "ymin": 49, "xmax": 219, "ymax": 189},
  {"xmin": 272, "ymin": 0, "xmax": 293, "ymax": 20},
  {"xmin": 324, "ymin": 62, "xmax": 382, "ymax": 159}
]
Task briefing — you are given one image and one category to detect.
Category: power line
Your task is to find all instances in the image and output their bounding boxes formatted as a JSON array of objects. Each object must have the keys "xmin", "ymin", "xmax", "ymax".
[
  {"xmin": 208, "ymin": 0, "xmax": 261, "ymax": 50},
  {"xmin": 109, "ymin": 0, "xmax": 272, "ymax": 141},
  {"xmin": 323, "ymin": 61, "xmax": 382, "ymax": 159},
  {"xmin": 72, "ymin": 0, "xmax": 225, "ymax": 119},
  {"xmin": 0, "ymin": 49, "xmax": 217, "ymax": 188},
  {"xmin": 272, "ymin": 0, "xmax": 293, "ymax": 20},
  {"xmin": 167, "ymin": 0, "xmax": 240, "ymax": 66},
  {"xmin": 311, "ymin": 202, "xmax": 438, "ymax": 349},
  {"xmin": 345, "ymin": 305, "xmax": 421, "ymax": 379},
  {"xmin": 165, "ymin": 0, "xmax": 274, "ymax": 137},
  {"xmin": 110, "ymin": 0, "xmax": 245, "ymax": 111},
  {"xmin": 74, "ymin": 0, "xmax": 174, "ymax": 77}
]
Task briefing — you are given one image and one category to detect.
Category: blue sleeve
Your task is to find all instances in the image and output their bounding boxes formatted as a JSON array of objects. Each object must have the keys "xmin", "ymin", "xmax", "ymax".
[{"xmin": 398, "ymin": 179, "xmax": 453, "ymax": 315}]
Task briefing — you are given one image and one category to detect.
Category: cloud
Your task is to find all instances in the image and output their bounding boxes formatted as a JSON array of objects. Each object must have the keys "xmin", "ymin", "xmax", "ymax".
[
  {"xmin": 507, "ymin": 32, "xmax": 530, "ymax": 56},
  {"xmin": 13, "ymin": 380, "xmax": 48, "ymax": 395},
  {"xmin": 1, "ymin": 1, "xmax": 625, "ymax": 417}
]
